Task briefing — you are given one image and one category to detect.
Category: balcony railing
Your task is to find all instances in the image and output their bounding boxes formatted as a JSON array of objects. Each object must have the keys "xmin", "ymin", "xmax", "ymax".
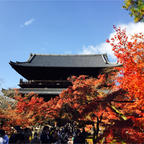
[{"xmin": 19, "ymin": 79, "xmax": 72, "ymax": 88}]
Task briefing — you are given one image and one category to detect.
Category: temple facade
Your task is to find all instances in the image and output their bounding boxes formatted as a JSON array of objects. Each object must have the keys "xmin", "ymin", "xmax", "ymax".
[{"xmin": 10, "ymin": 54, "xmax": 119, "ymax": 101}]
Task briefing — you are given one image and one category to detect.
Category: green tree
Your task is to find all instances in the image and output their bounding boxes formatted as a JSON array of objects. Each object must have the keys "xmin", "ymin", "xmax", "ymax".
[{"xmin": 123, "ymin": 0, "xmax": 144, "ymax": 22}]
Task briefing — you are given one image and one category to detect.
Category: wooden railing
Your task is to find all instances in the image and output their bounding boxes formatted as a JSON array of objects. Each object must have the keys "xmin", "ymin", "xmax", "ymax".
[{"xmin": 19, "ymin": 79, "xmax": 72, "ymax": 88}]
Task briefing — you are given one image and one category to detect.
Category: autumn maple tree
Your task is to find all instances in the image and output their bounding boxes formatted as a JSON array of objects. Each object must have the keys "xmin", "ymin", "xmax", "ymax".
[
  {"xmin": 0, "ymin": 91, "xmax": 60, "ymax": 132},
  {"xmin": 104, "ymin": 26, "xmax": 144, "ymax": 143},
  {"xmin": 52, "ymin": 26, "xmax": 144, "ymax": 143},
  {"xmin": 0, "ymin": 26, "xmax": 144, "ymax": 143}
]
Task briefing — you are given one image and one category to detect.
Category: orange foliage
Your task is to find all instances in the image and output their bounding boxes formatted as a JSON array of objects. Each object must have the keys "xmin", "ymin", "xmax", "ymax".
[
  {"xmin": 104, "ymin": 26, "xmax": 144, "ymax": 143},
  {"xmin": 0, "ymin": 92, "xmax": 60, "ymax": 132},
  {"xmin": 0, "ymin": 26, "xmax": 144, "ymax": 143}
]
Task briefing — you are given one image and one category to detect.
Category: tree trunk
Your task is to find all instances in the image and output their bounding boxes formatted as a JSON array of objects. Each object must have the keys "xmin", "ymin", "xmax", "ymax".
[{"xmin": 93, "ymin": 114, "xmax": 103, "ymax": 143}]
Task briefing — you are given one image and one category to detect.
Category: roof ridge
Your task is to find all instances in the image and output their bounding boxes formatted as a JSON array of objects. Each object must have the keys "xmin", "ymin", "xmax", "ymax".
[{"xmin": 31, "ymin": 53, "xmax": 107, "ymax": 56}]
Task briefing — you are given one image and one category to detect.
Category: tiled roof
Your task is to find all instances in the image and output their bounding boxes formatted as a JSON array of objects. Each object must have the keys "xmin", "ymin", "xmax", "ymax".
[{"xmin": 10, "ymin": 54, "xmax": 120, "ymax": 68}]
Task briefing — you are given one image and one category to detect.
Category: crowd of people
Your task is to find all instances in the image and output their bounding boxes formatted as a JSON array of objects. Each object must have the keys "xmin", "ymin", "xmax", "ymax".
[{"xmin": 0, "ymin": 123, "xmax": 90, "ymax": 144}]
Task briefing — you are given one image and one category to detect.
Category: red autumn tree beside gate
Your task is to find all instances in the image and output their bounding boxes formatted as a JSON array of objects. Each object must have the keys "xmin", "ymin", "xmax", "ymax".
[
  {"xmin": 54, "ymin": 27, "xmax": 144, "ymax": 143},
  {"xmin": 103, "ymin": 26, "xmax": 144, "ymax": 143},
  {"xmin": 0, "ymin": 92, "xmax": 60, "ymax": 132}
]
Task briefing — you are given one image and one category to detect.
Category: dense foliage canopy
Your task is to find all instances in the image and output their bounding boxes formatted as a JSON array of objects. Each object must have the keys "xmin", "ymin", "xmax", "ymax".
[
  {"xmin": 123, "ymin": 0, "xmax": 144, "ymax": 22},
  {"xmin": 0, "ymin": 26, "xmax": 144, "ymax": 143}
]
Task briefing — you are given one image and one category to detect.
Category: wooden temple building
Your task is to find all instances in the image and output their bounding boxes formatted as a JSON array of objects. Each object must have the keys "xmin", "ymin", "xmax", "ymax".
[{"xmin": 9, "ymin": 54, "xmax": 119, "ymax": 101}]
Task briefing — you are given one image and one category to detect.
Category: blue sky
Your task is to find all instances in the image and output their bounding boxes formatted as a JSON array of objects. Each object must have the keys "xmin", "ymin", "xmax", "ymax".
[{"xmin": 0, "ymin": 0, "xmax": 142, "ymax": 89}]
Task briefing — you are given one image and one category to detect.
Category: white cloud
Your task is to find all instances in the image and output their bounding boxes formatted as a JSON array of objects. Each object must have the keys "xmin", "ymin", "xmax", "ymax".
[
  {"xmin": 81, "ymin": 22, "xmax": 144, "ymax": 62},
  {"xmin": 21, "ymin": 18, "xmax": 35, "ymax": 27}
]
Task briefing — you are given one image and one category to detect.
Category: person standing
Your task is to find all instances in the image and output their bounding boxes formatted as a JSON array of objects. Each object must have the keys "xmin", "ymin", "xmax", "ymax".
[
  {"xmin": 40, "ymin": 126, "xmax": 50, "ymax": 144},
  {"xmin": 31, "ymin": 132, "xmax": 41, "ymax": 144},
  {"xmin": 0, "ymin": 129, "xmax": 9, "ymax": 144}
]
